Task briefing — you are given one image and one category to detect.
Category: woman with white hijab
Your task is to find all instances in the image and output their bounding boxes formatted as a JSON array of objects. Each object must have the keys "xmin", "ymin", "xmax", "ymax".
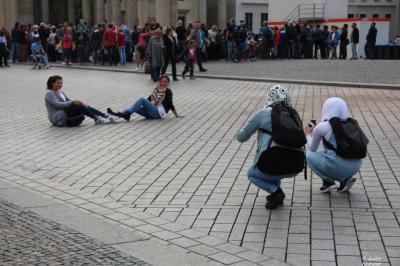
[
  {"xmin": 304, "ymin": 97, "xmax": 362, "ymax": 193},
  {"xmin": 236, "ymin": 85, "xmax": 299, "ymax": 209}
]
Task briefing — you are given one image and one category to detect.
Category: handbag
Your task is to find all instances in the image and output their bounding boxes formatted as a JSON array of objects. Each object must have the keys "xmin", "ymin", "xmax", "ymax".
[
  {"xmin": 71, "ymin": 41, "xmax": 76, "ymax": 51},
  {"xmin": 55, "ymin": 40, "xmax": 62, "ymax": 50},
  {"xmin": 144, "ymin": 61, "xmax": 151, "ymax": 74}
]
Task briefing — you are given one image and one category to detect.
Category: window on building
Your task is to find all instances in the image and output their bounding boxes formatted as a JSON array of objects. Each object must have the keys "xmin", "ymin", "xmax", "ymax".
[
  {"xmin": 245, "ymin": 13, "xmax": 253, "ymax": 31},
  {"xmin": 373, "ymin": 14, "xmax": 379, "ymax": 18},
  {"xmin": 348, "ymin": 14, "xmax": 355, "ymax": 18},
  {"xmin": 385, "ymin": 14, "xmax": 391, "ymax": 19},
  {"xmin": 261, "ymin": 13, "xmax": 268, "ymax": 26},
  {"xmin": 360, "ymin": 14, "xmax": 367, "ymax": 18}
]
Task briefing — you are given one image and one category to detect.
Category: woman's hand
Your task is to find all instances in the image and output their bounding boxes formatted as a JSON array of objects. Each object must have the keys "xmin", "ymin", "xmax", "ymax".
[
  {"xmin": 72, "ymin": 100, "xmax": 84, "ymax": 106},
  {"xmin": 304, "ymin": 124, "xmax": 314, "ymax": 135}
]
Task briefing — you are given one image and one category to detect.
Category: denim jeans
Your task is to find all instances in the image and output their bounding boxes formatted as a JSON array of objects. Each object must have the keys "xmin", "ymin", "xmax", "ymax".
[
  {"xmin": 123, "ymin": 97, "xmax": 161, "ymax": 119},
  {"xmin": 63, "ymin": 48, "xmax": 71, "ymax": 63},
  {"xmin": 247, "ymin": 166, "xmax": 296, "ymax": 193},
  {"xmin": 39, "ymin": 53, "xmax": 49, "ymax": 66},
  {"xmin": 64, "ymin": 105, "xmax": 107, "ymax": 120},
  {"xmin": 151, "ymin": 66, "xmax": 161, "ymax": 82},
  {"xmin": 118, "ymin": 46, "xmax": 126, "ymax": 65},
  {"xmin": 182, "ymin": 60, "xmax": 194, "ymax": 77},
  {"xmin": 125, "ymin": 41, "xmax": 132, "ymax": 62},
  {"xmin": 227, "ymin": 41, "xmax": 236, "ymax": 61},
  {"xmin": 364, "ymin": 41, "xmax": 376, "ymax": 59},
  {"xmin": 178, "ymin": 40, "xmax": 186, "ymax": 54},
  {"xmin": 11, "ymin": 42, "xmax": 19, "ymax": 63},
  {"xmin": 106, "ymin": 46, "xmax": 115, "ymax": 65},
  {"xmin": 351, "ymin": 42, "xmax": 358, "ymax": 59}
]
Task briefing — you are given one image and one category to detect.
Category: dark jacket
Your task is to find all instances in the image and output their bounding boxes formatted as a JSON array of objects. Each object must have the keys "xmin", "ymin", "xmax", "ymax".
[
  {"xmin": 366, "ymin": 26, "xmax": 377, "ymax": 43},
  {"xmin": 351, "ymin": 28, "xmax": 359, "ymax": 43},
  {"xmin": 163, "ymin": 35, "xmax": 179, "ymax": 61},
  {"xmin": 340, "ymin": 28, "xmax": 348, "ymax": 45},
  {"xmin": 147, "ymin": 88, "xmax": 175, "ymax": 114}
]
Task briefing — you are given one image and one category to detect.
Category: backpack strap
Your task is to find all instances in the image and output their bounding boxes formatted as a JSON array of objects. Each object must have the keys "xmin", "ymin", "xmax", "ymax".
[{"xmin": 322, "ymin": 137, "xmax": 336, "ymax": 152}]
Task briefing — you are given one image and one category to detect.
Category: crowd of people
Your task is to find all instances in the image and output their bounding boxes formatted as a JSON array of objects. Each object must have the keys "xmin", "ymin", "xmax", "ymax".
[{"xmin": 0, "ymin": 18, "xmax": 390, "ymax": 72}]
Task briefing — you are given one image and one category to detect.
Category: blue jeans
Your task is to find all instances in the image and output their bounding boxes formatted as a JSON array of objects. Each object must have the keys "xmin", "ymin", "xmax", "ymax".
[
  {"xmin": 63, "ymin": 48, "xmax": 71, "ymax": 63},
  {"xmin": 247, "ymin": 166, "xmax": 296, "ymax": 193},
  {"xmin": 64, "ymin": 105, "xmax": 107, "ymax": 120},
  {"xmin": 183, "ymin": 60, "xmax": 194, "ymax": 77},
  {"xmin": 351, "ymin": 42, "xmax": 358, "ymax": 59},
  {"xmin": 118, "ymin": 46, "xmax": 126, "ymax": 65},
  {"xmin": 106, "ymin": 46, "xmax": 115, "ymax": 65},
  {"xmin": 38, "ymin": 53, "xmax": 49, "ymax": 66},
  {"xmin": 123, "ymin": 97, "xmax": 161, "ymax": 119},
  {"xmin": 364, "ymin": 41, "xmax": 375, "ymax": 59},
  {"xmin": 227, "ymin": 41, "xmax": 236, "ymax": 60},
  {"xmin": 151, "ymin": 66, "xmax": 161, "ymax": 82},
  {"xmin": 11, "ymin": 42, "xmax": 18, "ymax": 63}
]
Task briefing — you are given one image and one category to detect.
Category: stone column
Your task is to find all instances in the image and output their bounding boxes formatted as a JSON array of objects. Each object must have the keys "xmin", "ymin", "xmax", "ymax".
[
  {"xmin": 68, "ymin": 0, "xmax": 75, "ymax": 23},
  {"xmin": 41, "ymin": 0, "xmax": 49, "ymax": 22},
  {"xmin": 111, "ymin": 0, "xmax": 121, "ymax": 24},
  {"xmin": 169, "ymin": 0, "xmax": 177, "ymax": 27},
  {"xmin": 218, "ymin": 0, "xmax": 226, "ymax": 29},
  {"xmin": 155, "ymin": 0, "xmax": 169, "ymax": 27},
  {"xmin": 126, "ymin": 0, "xmax": 138, "ymax": 27},
  {"xmin": 82, "ymin": 0, "xmax": 91, "ymax": 21},
  {"xmin": 137, "ymin": 0, "xmax": 148, "ymax": 26},
  {"xmin": 105, "ymin": 0, "xmax": 112, "ymax": 23},
  {"xmin": 198, "ymin": 0, "xmax": 207, "ymax": 24},
  {"xmin": 95, "ymin": 0, "xmax": 105, "ymax": 24}
]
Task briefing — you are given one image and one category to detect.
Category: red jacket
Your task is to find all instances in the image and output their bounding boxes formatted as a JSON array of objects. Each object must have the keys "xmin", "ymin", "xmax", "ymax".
[
  {"xmin": 116, "ymin": 32, "xmax": 125, "ymax": 46},
  {"xmin": 273, "ymin": 30, "xmax": 280, "ymax": 45},
  {"xmin": 103, "ymin": 29, "xmax": 116, "ymax": 47}
]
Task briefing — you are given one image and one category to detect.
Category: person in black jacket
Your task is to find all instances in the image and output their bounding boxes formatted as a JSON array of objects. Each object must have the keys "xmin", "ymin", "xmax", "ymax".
[
  {"xmin": 339, "ymin": 24, "xmax": 349, "ymax": 59},
  {"xmin": 106, "ymin": 75, "xmax": 184, "ymax": 121},
  {"xmin": 161, "ymin": 27, "xmax": 179, "ymax": 81},
  {"xmin": 350, "ymin": 23, "xmax": 359, "ymax": 59},
  {"xmin": 76, "ymin": 27, "xmax": 89, "ymax": 65},
  {"xmin": 365, "ymin": 22, "xmax": 377, "ymax": 59}
]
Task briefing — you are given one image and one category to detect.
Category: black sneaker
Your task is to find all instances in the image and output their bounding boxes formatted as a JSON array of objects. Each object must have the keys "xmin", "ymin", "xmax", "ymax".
[
  {"xmin": 265, "ymin": 188, "xmax": 285, "ymax": 209},
  {"xmin": 320, "ymin": 181, "xmax": 336, "ymax": 193},
  {"xmin": 199, "ymin": 68, "xmax": 207, "ymax": 72},
  {"xmin": 337, "ymin": 177, "xmax": 356, "ymax": 192},
  {"xmin": 107, "ymin": 108, "xmax": 131, "ymax": 122}
]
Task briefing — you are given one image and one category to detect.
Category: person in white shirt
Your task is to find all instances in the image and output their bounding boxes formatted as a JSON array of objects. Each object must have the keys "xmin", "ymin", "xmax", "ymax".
[{"xmin": 304, "ymin": 97, "xmax": 362, "ymax": 193}]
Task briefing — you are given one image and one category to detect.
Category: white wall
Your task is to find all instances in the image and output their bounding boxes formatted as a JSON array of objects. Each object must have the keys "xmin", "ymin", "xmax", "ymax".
[{"xmin": 268, "ymin": 0, "xmax": 348, "ymax": 21}]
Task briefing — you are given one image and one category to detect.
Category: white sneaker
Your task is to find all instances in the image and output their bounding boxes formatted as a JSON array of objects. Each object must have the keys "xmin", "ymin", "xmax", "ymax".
[
  {"xmin": 108, "ymin": 116, "xmax": 117, "ymax": 123},
  {"xmin": 94, "ymin": 117, "xmax": 112, "ymax": 125},
  {"xmin": 134, "ymin": 67, "xmax": 139, "ymax": 71}
]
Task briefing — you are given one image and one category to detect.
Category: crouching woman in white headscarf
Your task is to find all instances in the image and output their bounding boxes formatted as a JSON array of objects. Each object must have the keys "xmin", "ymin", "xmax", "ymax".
[
  {"xmin": 304, "ymin": 97, "xmax": 362, "ymax": 193},
  {"xmin": 235, "ymin": 85, "xmax": 298, "ymax": 210}
]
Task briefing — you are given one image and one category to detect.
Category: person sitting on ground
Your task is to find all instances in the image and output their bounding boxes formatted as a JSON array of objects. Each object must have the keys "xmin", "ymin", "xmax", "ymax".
[
  {"xmin": 45, "ymin": 75, "xmax": 114, "ymax": 127},
  {"xmin": 31, "ymin": 37, "xmax": 50, "ymax": 69},
  {"xmin": 236, "ymin": 85, "xmax": 305, "ymax": 209},
  {"xmin": 107, "ymin": 74, "xmax": 184, "ymax": 121},
  {"xmin": 304, "ymin": 97, "xmax": 363, "ymax": 193}
]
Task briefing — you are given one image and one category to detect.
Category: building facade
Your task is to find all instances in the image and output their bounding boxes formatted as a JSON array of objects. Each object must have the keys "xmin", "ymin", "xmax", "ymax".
[
  {"xmin": 0, "ymin": 0, "xmax": 233, "ymax": 30},
  {"xmin": 235, "ymin": 0, "xmax": 399, "ymax": 38}
]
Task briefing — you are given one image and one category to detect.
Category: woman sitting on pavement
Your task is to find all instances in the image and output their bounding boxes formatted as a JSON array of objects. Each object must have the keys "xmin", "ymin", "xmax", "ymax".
[
  {"xmin": 304, "ymin": 97, "xmax": 363, "ymax": 193},
  {"xmin": 107, "ymin": 74, "xmax": 183, "ymax": 121},
  {"xmin": 236, "ymin": 85, "xmax": 302, "ymax": 209},
  {"xmin": 45, "ymin": 75, "xmax": 114, "ymax": 127}
]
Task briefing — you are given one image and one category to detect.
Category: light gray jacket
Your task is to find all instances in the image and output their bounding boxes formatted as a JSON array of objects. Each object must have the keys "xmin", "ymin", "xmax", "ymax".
[{"xmin": 45, "ymin": 90, "xmax": 73, "ymax": 126}]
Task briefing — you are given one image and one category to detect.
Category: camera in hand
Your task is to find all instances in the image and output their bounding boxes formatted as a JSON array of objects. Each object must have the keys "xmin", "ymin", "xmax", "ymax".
[{"xmin": 309, "ymin": 119, "xmax": 317, "ymax": 127}]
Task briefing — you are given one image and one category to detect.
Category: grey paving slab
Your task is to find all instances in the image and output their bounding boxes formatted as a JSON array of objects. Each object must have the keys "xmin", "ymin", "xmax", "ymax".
[{"xmin": 1, "ymin": 65, "xmax": 400, "ymax": 265}]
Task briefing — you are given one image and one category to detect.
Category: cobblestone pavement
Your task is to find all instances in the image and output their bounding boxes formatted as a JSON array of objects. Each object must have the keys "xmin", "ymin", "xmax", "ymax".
[
  {"xmin": 1, "ymin": 65, "xmax": 400, "ymax": 265},
  {"xmin": 0, "ymin": 198, "xmax": 149, "ymax": 265}
]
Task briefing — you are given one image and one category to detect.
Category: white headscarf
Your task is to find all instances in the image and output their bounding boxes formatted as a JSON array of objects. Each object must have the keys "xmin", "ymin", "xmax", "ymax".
[
  {"xmin": 322, "ymin": 97, "xmax": 349, "ymax": 121},
  {"xmin": 265, "ymin": 84, "xmax": 292, "ymax": 108}
]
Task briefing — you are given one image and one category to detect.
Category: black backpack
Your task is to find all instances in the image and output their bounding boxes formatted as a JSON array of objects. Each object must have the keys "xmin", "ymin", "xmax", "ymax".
[
  {"xmin": 66, "ymin": 114, "xmax": 85, "ymax": 127},
  {"xmin": 323, "ymin": 117, "xmax": 368, "ymax": 159},
  {"xmin": 257, "ymin": 102, "xmax": 307, "ymax": 176}
]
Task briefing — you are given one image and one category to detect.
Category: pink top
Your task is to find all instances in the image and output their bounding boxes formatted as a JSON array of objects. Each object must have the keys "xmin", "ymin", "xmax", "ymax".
[
  {"xmin": 138, "ymin": 32, "xmax": 149, "ymax": 47},
  {"xmin": 188, "ymin": 48, "xmax": 196, "ymax": 60},
  {"xmin": 62, "ymin": 34, "xmax": 72, "ymax": 49}
]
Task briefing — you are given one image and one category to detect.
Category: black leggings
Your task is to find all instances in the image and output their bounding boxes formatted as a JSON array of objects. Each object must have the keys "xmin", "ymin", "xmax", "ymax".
[{"xmin": 64, "ymin": 105, "xmax": 107, "ymax": 120}]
